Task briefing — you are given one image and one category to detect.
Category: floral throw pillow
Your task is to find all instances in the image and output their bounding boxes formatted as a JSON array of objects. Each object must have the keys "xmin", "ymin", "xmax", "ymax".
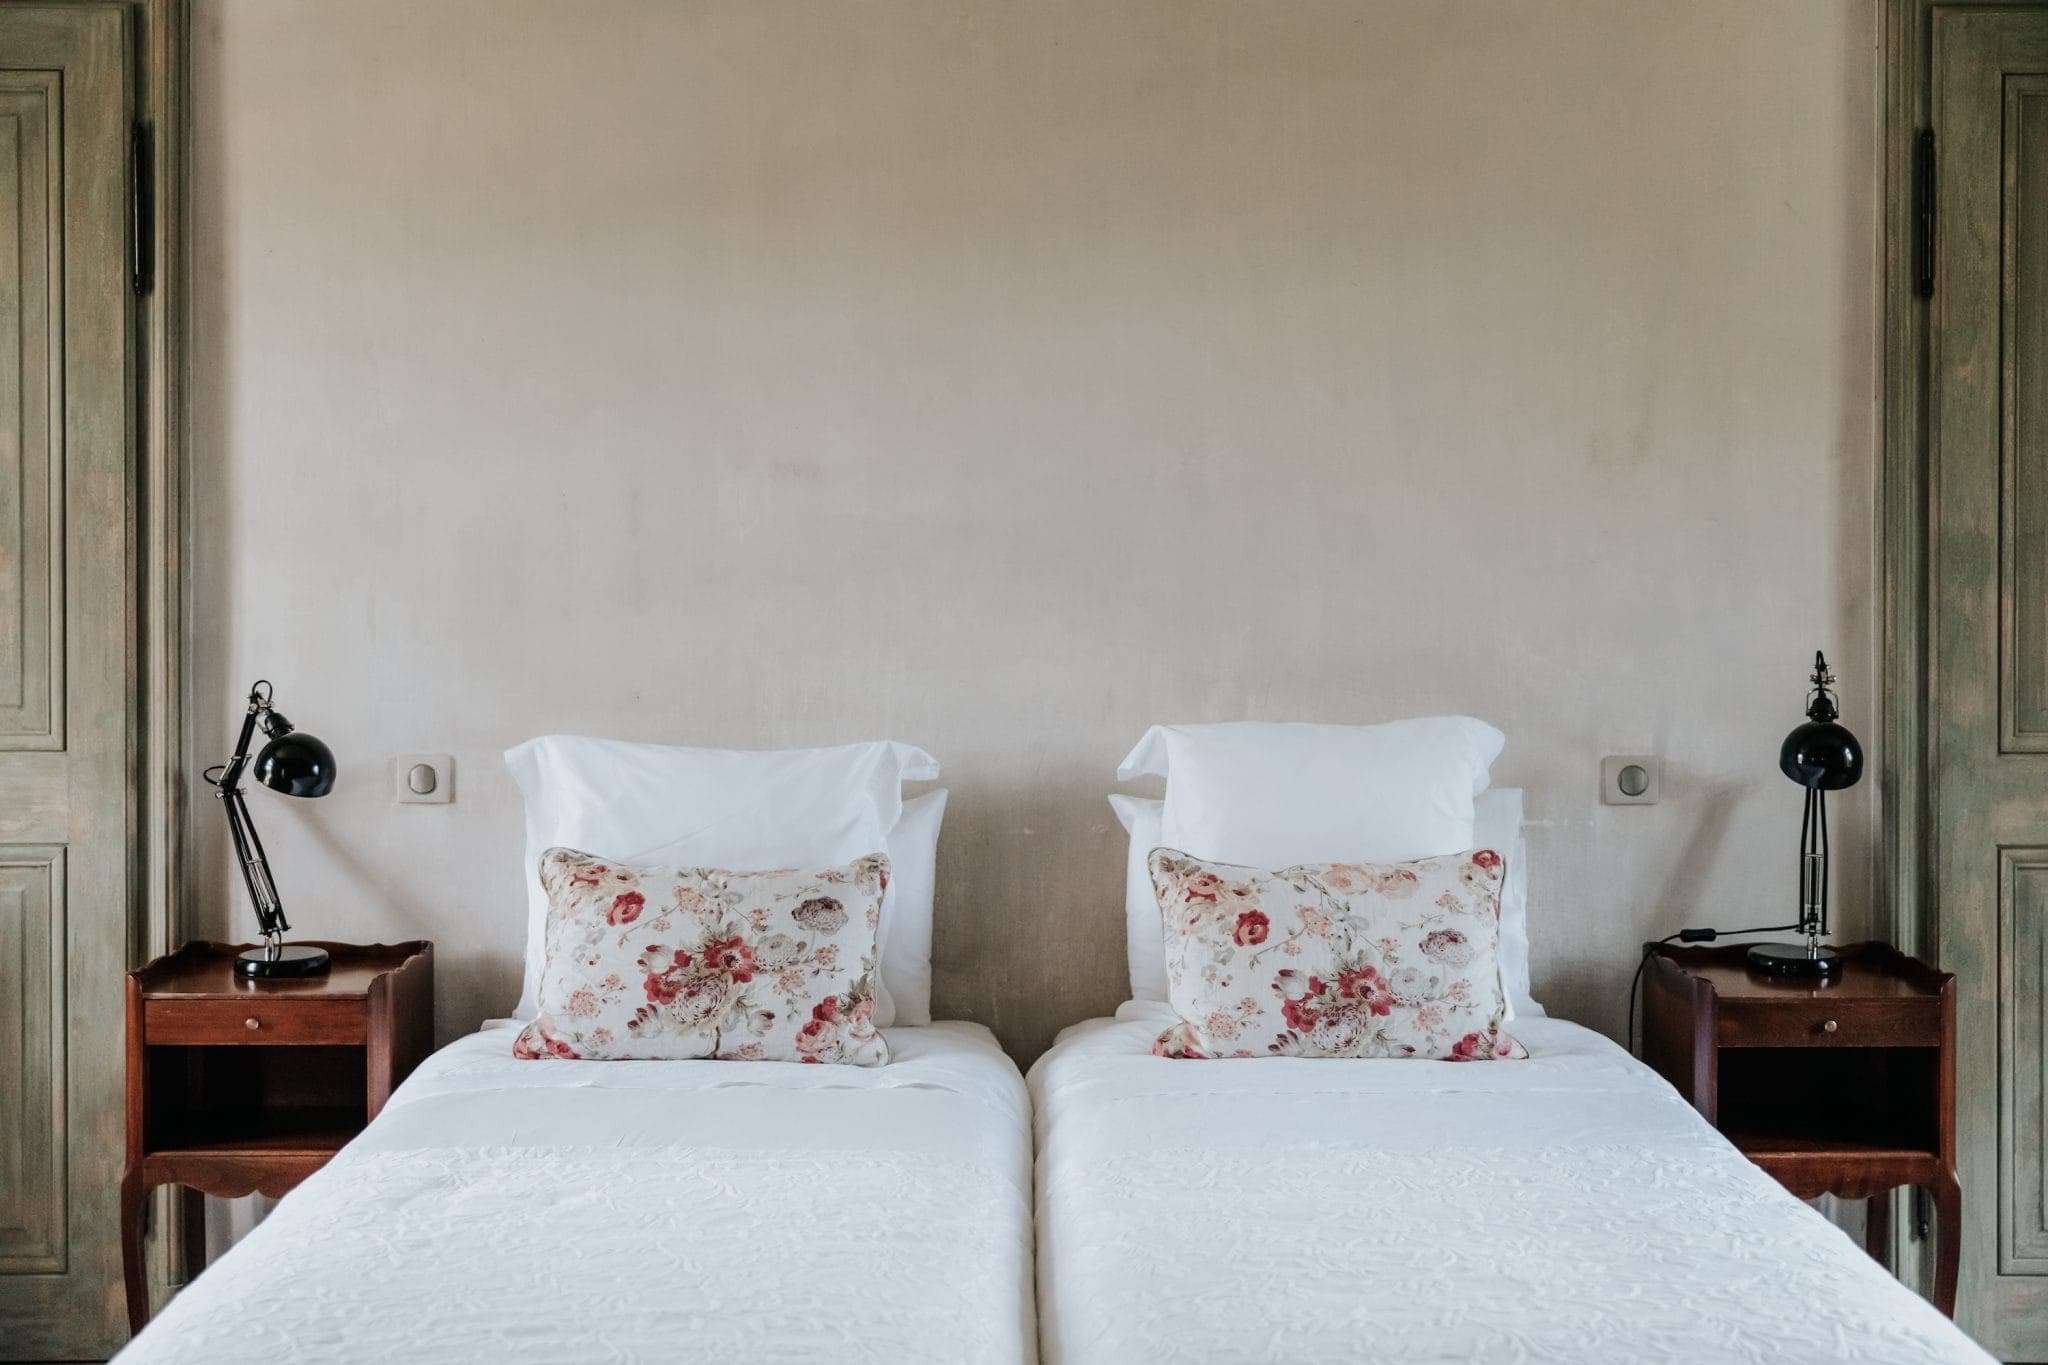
[
  {"xmin": 514, "ymin": 848, "xmax": 889, "ymax": 1065},
  {"xmin": 1148, "ymin": 846, "xmax": 1522, "ymax": 1061}
]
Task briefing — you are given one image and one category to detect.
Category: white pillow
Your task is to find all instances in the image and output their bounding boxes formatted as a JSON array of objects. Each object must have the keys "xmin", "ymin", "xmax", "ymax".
[
  {"xmin": 1115, "ymin": 787, "xmax": 1540, "ymax": 1018},
  {"xmin": 1474, "ymin": 788, "xmax": 1540, "ymax": 1018},
  {"xmin": 1118, "ymin": 717, "xmax": 1504, "ymax": 868},
  {"xmin": 1108, "ymin": 795, "xmax": 1169, "ymax": 1003},
  {"xmin": 880, "ymin": 789, "xmax": 947, "ymax": 1026},
  {"xmin": 504, "ymin": 735, "xmax": 938, "ymax": 1023}
]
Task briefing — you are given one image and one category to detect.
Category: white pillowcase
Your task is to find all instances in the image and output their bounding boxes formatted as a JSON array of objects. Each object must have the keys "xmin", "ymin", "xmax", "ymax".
[
  {"xmin": 1473, "ymin": 788, "xmax": 1540, "ymax": 1018},
  {"xmin": 1118, "ymin": 717, "xmax": 1505, "ymax": 868},
  {"xmin": 1112, "ymin": 786, "xmax": 1541, "ymax": 1018},
  {"xmin": 1109, "ymin": 794, "xmax": 1171, "ymax": 1004},
  {"xmin": 504, "ymin": 735, "xmax": 939, "ymax": 1024},
  {"xmin": 880, "ymin": 789, "xmax": 947, "ymax": 1026}
]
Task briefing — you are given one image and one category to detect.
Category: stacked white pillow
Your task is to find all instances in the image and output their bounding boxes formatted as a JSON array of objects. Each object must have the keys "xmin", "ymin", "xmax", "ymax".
[
  {"xmin": 1111, "ymin": 717, "xmax": 1541, "ymax": 1016},
  {"xmin": 505, "ymin": 735, "xmax": 946, "ymax": 1027}
]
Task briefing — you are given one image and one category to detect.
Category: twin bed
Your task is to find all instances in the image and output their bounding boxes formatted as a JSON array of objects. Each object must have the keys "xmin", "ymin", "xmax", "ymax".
[
  {"xmin": 119, "ymin": 1021, "xmax": 1033, "ymax": 1364},
  {"xmin": 1032, "ymin": 1004, "xmax": 1984, "ymax": 1364}
]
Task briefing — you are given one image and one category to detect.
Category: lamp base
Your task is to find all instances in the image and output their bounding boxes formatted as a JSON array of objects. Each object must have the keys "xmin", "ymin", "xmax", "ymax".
[
  {"xmin": 234, "ymin": 943, "xmax": 331, "ymax": 979},
  {"xmin": 1745, "ymin": 941, "xmax": 1843, "ymax": 980}
]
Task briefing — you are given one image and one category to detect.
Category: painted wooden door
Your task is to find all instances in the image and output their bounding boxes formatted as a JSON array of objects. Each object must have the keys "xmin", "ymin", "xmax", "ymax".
[
  {"xmin": 0, "ymin": 4, "xmax": 136, "ymax": 1358},
  {"xmin": 1931, "ymin": 5, "xmax": 2048, "ymax": 1356}
]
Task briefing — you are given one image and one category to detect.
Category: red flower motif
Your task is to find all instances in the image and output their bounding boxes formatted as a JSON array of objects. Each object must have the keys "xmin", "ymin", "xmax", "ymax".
[
  {"xmin": 1335, "ymin": 966, "xmax": 1395, "ymax": 1016},
  {"xmin": 1280, "ymin": 975, "xmax": 1329, "ymax": 1032},
  {"xmin": 639, "ymin": 946, "xmax": 692, "ymax": 1004},
  {"xmin": 1449, "ymin": 1032, "xmax": 1496, "ymax": 1061},
  {"xmin": 1185, "ymin": 872, "xmax": 1223, "ymax": 903},
  {"xmin": 1232, "ymin": 910, "xmax": 1270, "ymax": 946},
  {"xmin": 811, "ymin": 996, "xmax": 841, "ymax": 1023},
  {"xmin": 794, "ymin": 1014, "xmax": 841, "ymax": 1059},
  {"xmin": 1470, "ymin": 849, "xmax": 1502, "ymax": 871},
  {"xmin": 1281, "ymin": 995, "xmax": 1320, "ymax": 1031},
  {"xmin": 703, "ymin": 936, "xmax": 756, "ymax": 982},
  {"xmin": 606, "ymin": 890, "xmax": 645, "ymax": 926},
  {"xmin": 514, "ymin": 1030, "xmax": 578, "ymax": 1060}
]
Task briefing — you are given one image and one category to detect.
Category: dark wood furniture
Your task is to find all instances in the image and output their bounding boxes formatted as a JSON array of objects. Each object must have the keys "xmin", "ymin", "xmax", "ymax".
[
  {"xmin": 122, "ymin": 940, "xmax": 433, "ymax": 1332},
  {"xmin": 1641, "ymin": 940, "xmax": 1958, "ymax": 1316}
]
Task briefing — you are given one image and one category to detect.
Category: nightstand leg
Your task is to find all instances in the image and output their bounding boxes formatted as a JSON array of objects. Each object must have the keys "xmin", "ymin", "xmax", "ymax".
[
  {"xmin": 121, "ymin": 1170, "xmax": 149, "ymax": 1334},
  {"xmin": 180, "ymin": 1186, "xmax": 208, "ymax": 1281},
  {"xmin": 1931, "ymin": 1171, "xmax": 1961, "ymax": 1318},
  {"xmin": 1866, "ymin": 1190, "xmax": 1891, "ymax": 1263}
]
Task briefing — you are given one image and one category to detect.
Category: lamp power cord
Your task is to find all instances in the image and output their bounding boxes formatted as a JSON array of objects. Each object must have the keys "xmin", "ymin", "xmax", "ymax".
[{"xmin": 1626, "ymin": 922, "xmax": 1803, "ymax": 1057}]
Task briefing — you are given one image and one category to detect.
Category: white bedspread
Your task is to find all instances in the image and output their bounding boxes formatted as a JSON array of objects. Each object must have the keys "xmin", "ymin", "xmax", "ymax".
[
  {"xmin": 118, "ymin": 1021, "xmax": 1033, "ymax": 1365},
  {"xmin": 1030, "ymin": 1004, "xmax": 1993, "ymax": 1365}
]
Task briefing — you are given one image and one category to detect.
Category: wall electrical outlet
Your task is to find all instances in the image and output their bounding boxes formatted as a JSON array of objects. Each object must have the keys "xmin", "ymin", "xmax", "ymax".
[
  {"xmin": 1601, "ymin": 755, "xmax": 1660, "ymax": 805},
  {"xmin": 395, "ymin": 753, "xmax": 454, "ymax": 805}
]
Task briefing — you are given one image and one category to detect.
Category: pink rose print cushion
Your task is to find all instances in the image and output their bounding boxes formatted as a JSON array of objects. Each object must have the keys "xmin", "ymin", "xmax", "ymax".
[
  {"xmin": 1148, "ymin": 846, "xmax": 1523, "ymax": 1061},
  {"xmin": 515, "ymin": 848, "xmax": 889, "ymax": 1065}
]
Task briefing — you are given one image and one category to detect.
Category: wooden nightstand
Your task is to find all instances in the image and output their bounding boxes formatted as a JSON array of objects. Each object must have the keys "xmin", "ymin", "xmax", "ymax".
[
  {"xmin": 1641, "ymin": 940, "xmax": 1957, "ymax": 1316},
  {"xmin": 121, "ymin": 940, "xmax": 433, "ymax": 1331}
]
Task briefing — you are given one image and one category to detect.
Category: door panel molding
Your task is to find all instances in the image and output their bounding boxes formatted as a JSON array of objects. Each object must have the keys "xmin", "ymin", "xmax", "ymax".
[
  {"xmin": 1999, "ymin": 845, "xmax": 2048, "ymax": 1273},
  {"xmin": 0, "ymin": 72, "xmax": 64, "ymax": 750},
  {"xmin": 0, "ymin": 846, "xmax": 65, "ymax": 1275},
  {"xmin": 1998, "ymin": 76, "xmax": 2048, "ymax": 754}
]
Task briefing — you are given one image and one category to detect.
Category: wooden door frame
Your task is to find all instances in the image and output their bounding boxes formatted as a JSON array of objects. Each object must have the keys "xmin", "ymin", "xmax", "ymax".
[
  {"xmin": 1879, "ymin": 0, "xmax": 1933, "ymax": 979},
  {"xmin": 131, "ymin": 0, "xmax": 189, "ymax": 1319},
  {"xmin": 137, "ymin": 0, "xmax": 184, "ymax": 963},
  {"xmin": 1878, "ymin": 0, "xmax": 1944, "ymax": 1299}
]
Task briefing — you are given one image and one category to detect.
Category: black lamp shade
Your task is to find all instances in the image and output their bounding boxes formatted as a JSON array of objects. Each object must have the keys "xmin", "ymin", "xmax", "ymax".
[
  {"xmin": 255, "ymin": 730, "xmax": 336, "ymax": 798},
  {"xmin": 1779, "ymin": 720, "xmax": 1863, "ymax": 792}
]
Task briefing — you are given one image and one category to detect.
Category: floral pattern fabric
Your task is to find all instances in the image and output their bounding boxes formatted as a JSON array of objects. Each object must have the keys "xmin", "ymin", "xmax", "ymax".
[
  {"xmin": 514, "ymin": 848, "xmax": 889, "ymax": 1065},
  {"xmin": 1148, "ymin": 846, "xmax": 1521, "ymax": 1060}
]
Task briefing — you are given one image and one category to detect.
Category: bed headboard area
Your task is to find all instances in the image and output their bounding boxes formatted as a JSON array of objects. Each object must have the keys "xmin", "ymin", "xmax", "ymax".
[{"xmin": 184, "ymin": 0, "xmax": 1881, "ymax": 1062}]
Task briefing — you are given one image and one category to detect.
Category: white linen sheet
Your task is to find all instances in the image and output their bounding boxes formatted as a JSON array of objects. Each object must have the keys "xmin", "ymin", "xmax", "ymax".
[
  {"xmin": 117, "ymin": 1021, "xmax": 1033, "ymax": 1365},
  {"xmin": 1031, "ymin": 1004, "xmax": 1994, "ymax": 1365}
]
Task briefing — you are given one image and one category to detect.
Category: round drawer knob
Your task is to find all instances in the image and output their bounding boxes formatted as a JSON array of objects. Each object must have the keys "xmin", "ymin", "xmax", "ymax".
[
  {"xmin": 244, "ymin": 1017, "xmax": 261, "ymax": 1031},
  {"xmin": 1822, "ymin": 1019, "xmax": 1839, "ymax": 1034}
]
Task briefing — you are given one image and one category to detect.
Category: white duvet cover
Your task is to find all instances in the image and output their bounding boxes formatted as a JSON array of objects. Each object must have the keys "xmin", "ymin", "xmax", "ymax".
[
  {"xmin": 1031, "ymin": 1004, "xmax": 1993, "ymax": 1365},
  {"xmin": 118, "ymin": 1021, "xmax": 1032, "ymax": 1365}
]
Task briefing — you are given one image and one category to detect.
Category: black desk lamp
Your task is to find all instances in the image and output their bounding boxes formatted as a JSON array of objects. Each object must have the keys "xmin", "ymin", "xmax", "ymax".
[
  {"xmin": 203, "ymin": 680, "xmax": 337, "ymax": 979},
  {"xmin": 1748, "ymin": 652, "xmax": 1863, "ymax": 979}
]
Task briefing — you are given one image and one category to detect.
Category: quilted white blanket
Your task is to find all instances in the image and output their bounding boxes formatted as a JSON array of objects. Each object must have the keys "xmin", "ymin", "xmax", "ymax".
[
  {"xmin": 117, "ymin": 1021, "xmax": 1033, "ymax": 1365},
  {"xmin": 1030, "ymin": 1004, "xmax": 1994, "ymax": 1365}
]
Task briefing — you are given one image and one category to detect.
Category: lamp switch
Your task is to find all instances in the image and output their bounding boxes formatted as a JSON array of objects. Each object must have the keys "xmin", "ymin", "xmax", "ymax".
[
  {"xmin": 395, "ymin": 754, "xmax": 454, "ymax": 805},
  {"xmin": 1602, "ymin": 755, "xmax": 1659, "ymax": 805}
]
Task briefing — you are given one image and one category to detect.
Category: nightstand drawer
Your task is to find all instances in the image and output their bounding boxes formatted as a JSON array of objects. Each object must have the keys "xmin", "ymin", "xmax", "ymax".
[
  {"xmin": 144, "ymin": 997, "xmax": 367, "ymax": 1045},
  {"xmin": 1717, "ymin": 997, "xmax": 1940, "ymax": 1048}
]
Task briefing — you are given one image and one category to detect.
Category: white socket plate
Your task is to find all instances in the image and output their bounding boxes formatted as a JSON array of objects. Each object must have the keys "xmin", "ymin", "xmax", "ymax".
[
  {"xmin": 394, "ymin": 753, "xmax": 454, "ymax": 805},
  {"xmin": 1601, "ymin": 754, "xmax": 1659, "ymax": 805}
]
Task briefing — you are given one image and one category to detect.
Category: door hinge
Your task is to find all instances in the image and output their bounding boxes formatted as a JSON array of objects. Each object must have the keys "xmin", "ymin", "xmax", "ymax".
[
  {"xmin": 130, "ymin": 121, "xmax": 154, "ymax": 297},
  {"xmin": 1914, "ymin": 128, "xmax": 1935, "ymax": 300}
]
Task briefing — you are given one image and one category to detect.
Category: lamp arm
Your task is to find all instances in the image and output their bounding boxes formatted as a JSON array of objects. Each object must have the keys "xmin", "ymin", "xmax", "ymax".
[
  {"xmin": 1818, "ymin": 786, "xmax": 1831, "ymax": 941},
  {"xmin": 209, "ymin": 682, "xmax": 290, "ymax": 949},
  {"xmin": 223, "ymin": 786, "xmax": 289, "ymax": 940}
]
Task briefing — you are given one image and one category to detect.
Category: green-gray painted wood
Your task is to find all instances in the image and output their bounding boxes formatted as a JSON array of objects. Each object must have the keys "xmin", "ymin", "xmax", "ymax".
[
  {"xmin": 0, "ymin": 4, "xmax": 135, "ymax": 1358},
  {"xmin": 1930, "ymin": 5, "xmax": 2048, "ymax": 1353}
]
